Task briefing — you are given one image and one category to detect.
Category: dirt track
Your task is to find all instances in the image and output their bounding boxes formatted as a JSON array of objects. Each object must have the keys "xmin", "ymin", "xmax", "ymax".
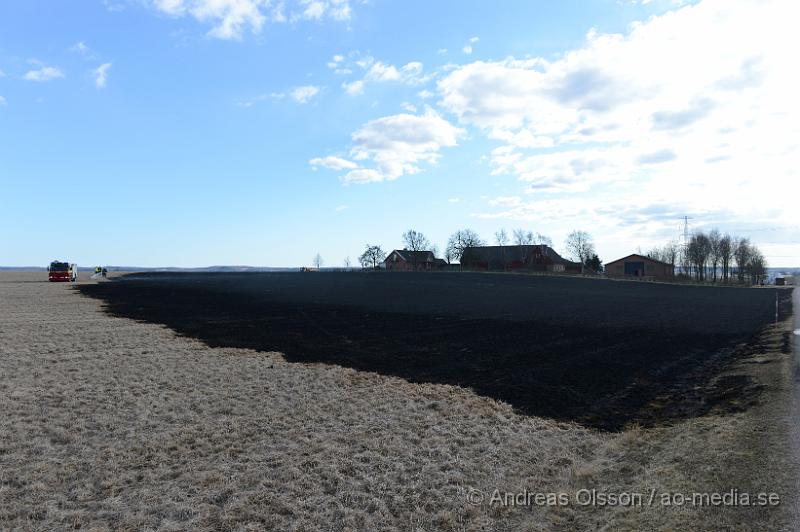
[{"xmin": 78, "ymin": 272, "xmax": 787, "ymax": 430}]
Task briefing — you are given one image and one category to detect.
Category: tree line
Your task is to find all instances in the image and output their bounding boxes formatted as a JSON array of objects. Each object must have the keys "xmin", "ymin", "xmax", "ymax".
[
  {"xmin": 645, "ymin": 229, "xmax": 767, "ymax": 284},
  {"xmin": 351, "ymin": 228, "xmax": 602, "ymax": 272}
]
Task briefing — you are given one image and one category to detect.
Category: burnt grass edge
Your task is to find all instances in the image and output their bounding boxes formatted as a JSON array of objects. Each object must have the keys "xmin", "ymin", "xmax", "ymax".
[{"xmin": 75, "ymin": 281, "xmax": 793, "ymax": 432}]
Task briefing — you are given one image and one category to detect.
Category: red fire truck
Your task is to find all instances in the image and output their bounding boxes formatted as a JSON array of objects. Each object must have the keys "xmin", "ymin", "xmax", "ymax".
[{"xmin": 48, "ymin": 261, "xmax": 78, "ymax": 282}]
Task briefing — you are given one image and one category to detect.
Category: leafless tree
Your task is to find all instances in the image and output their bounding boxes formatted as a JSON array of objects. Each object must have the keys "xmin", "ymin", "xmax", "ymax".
[
  {"xmin": 687, "ymin": 232, "xmax": 712, "ymax": 280},
  {"xmin": 733, "ymin": 237, "xmax": 753, "ymax": 282},
  {"xmin": 343, "ymin": 256, "xmax": 352, "ymax": 269},
  {"xmin": 565, "ymin": 230, "xmax": 595, "ymax": 266},
  {"xmin": 718, "ymin": 234, "xmax": 733, "ymax": 282},
  {"xmin": 663, "ymin": 240, "xmax": 680, "ymax": 268},
  {"xmin": 512, "ymin": 228, "xmax": 534, "ymax": 246},
  {"xmin": 312, "ymin": 253, "xmax": 324, "ymax": 269},
  {"xmin": 402, "ymin": 229, "xmax": 431, "ymax": 252},
  {"xmin": 512, "ymin": 229, "xmax": 536, "ymax": 265},
  {"xmin": 746, "ymin": 248, "xmax": 768, "ymax": 284},
  {"xmin": 446, "ymin": 229, "xmax": 484, "ymax": 264},
  {"xmin": 495, "ymin": 229, "xmax": 509, "ymax": 247},
  {"xmin": 401, "ymin": 229, "xmax": 431, "ymax": 269},
  {"xmin": 708, "ymin": 229, "xmax": 722, "ymax": 282},
  {"xmin": 535, "ymin": 233, "xmax": 553, "ymax": 247},
  {"xmin": 359, "ymin": 245, "xmax": 386, "ymax": 269},
  {"xmin": 647, "ymin": 241, "xmax": 679, "ymax": 268},
  {"xmin": 431, "ymin": 244, "xmax": 440, "ymax": 259}
]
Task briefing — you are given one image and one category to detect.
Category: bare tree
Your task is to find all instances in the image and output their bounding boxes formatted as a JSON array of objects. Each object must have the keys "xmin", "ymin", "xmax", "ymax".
[
  {"xmin": 512, "ymin": 229, "xmax": 536, "ymax": 265},
  {"xmin": 343, "ymin": 256, "xmax": 352, "ymax": 269},
  {"xmin": 733, "ymin": 237, "xmax": 753, "ymax": 283},
  {"xmin": 359, "ymin": 245, "xmax": 386, "ymax": 269},
  {"xmin": 565, "ymin": 230, "xmax": 595, "ymax": 266},
  {"xmin": 446, "ymin": 229, "xmax": 484, "ymax": 264},
  {"xmin": 401, "ymin": 229, "xmax": 431, "ymax": 269},
  {"xmin": 663, "ymin": 240, "xmax": 679, "ymax": 269},
  {"xmin": 708, "ymin": 229, "xmax": 722, "ymax": 282},
  {"xmin": 718, "ymin": 234, "xmax": 733, "ymax": 282},
  {"xmin": 513, "ymin": 228, "xmax": 534, "ymax": 246},
  {"xmin": 746, "ymin": 248, "xmax": 768, "ymax": 284},
  {"xmin": 535, "ymin": 233, "xmax": 553, "ymax": 247},
  {"xmin": 402, "ymin": 229, "xmax": 431, "ymax": 252},
  {"xmin": 495, "ymin": 229, "xmax": 509, "ymax": 247},
  {"xmin": 687, "ymin": 232, "xmax": 712, "ymax": 280}
]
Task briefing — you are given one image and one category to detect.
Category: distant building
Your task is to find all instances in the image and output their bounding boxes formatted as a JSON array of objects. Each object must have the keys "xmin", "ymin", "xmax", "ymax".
[
  {"xmin": 459, "ymin": 245, "xmax": 582, "ymax": 273},
  {"xmin": 605, "ymin": 254, "xmax": 674, "ymax": 281},
  {"xmin": 384, "ymin": 250, "xmax": 440, "ymax": 271}
]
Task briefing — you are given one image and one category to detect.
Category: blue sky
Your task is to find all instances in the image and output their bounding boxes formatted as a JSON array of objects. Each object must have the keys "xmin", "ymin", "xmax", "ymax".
[{"xmin": 1, "ymin": 0, "xmax": 798, "ymax": 267}]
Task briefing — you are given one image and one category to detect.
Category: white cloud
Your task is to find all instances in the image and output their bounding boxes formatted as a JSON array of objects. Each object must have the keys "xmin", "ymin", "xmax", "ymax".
[
  {"xmin": 342, "ymin": 79, "xmax": 364, "ymax": 96},
  {"xmin": 310, "ymin": 109, "xmax": 463, "ymax": 184},
  {"xmin": 335, "ymin": 204, "xmax": 349, "ymax": 212},
  {"xmin": 290, "ymin": 84, "xmax": 320, "ymax": 103},
  {"xmin": 418, "ymin": 89, "xmax": 433, "ymax": 99},
  {"xmin": 151, "ymin": 0, "xmax": 352, "ymax": 39},
  {"xmin": 0, "ymin": 95, "xmax": 6, "ymax": 106},
  {"xmin": 93, "ymin": 63, "xmax": 112, "ymax": 89},
  {"xmin": 297, "ymin": 0, "xmax": 350, "ymax": 21},
  {"xmin": 438, "ymin": 0, "xmax": 799, "ymax": 263},
  {"xmin": 0, "ymin": 69, "xmax": 5, "ymax": 78},
  {"xmin": 23, "ymin": 66, "xmax": 64, "ymax": 82},
  {"xmin": 462, "ymin": 36, "xmax": 479, "ymax": 54},
  {"xmin": 340, "ymin": 58, "xmax": 430, "ymax": 96},
  {"xmin": 309, "ymin": 156, "xmax": 358, "ymax": 170},
  {"xmin": 438, "ymin": 0, "xmax": 800, "ymax": 216},
  {"xmin": 70, "ymin": 41, "xmax": 94, "ymax": 58},
  {"xmin": 341, "ymin": 108, "xmax": 463, "ymax": 184},
  {"xmin": 401, "ymin": 102, "xmax": 417, "ymax": 113},
  {"xmin": 447, "ymin": 197, "xmax": 460, "ymax": 203}
]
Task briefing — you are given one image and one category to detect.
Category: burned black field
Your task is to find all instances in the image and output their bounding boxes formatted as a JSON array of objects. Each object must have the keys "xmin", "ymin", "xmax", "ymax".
[{"xmin": 78, "ymin": 272, "xmax": 789, "ymax": 430}]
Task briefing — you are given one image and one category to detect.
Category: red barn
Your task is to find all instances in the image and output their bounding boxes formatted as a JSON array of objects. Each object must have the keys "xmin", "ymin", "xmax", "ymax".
[
  {"xmin": 605, "ymin": 254, "xmax": 674, "ymax": 281},
  {"xmin": 384, "ymin": 250, "xmax": 438, "ymax": 271}
]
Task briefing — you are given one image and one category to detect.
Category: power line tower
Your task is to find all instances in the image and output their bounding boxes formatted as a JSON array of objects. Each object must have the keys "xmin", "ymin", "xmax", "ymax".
[
  {"xmin": 682, "ymin": 216, "xmax": 693, "ymax": 245},
  {"xmin": 680, "ymin": 216, "xmax": 694, "ymax": 276}
]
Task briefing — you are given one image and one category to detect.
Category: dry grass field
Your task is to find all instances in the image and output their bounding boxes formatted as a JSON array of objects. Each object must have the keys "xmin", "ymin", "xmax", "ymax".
[{"xmin": 0, "ymin": 271, "xmax": 795, "ymax": 530}]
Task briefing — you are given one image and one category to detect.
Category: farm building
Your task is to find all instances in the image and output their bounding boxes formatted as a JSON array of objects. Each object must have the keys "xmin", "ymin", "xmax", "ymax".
[
  {"xmin": 605, "ymin": 254, "xmax": 674, "ymax": 281},
  {"xmin": 460, "ymin": 245, "xmax": 582, "ymax": 273},
  {"xmin": 384, "ymin": 250, "xmax": 441, "ymax": 271}
]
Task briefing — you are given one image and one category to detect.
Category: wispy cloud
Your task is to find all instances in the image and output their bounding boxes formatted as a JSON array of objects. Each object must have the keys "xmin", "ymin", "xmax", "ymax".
[
  {"xmin": 23, "ymin": 65, "xmax": 64, "ymax": 82},
  {"xmin": 70, "ymin": 41, "xmax": 96, "ymax": 59},
  {"xmin": 462, "ymin": 36, "xmax": 479, "ymax": 54},
  {"xmin": 338, "ymin": 55, "xmax": 431, "ymax": 96},
  {"xmin": 290, "ymin": 85, "xmax": 320, "ymax": 103},
  {"xmin": 309, "ymin": 156, "xmax": 358, "ymax": 171},
  {"xmin": 150, "ymin": 0, "xmax": 354, "ymax": 40},
  {"xmin": 93, "ymin": 63, "xmax": 112, "ymax": 89}
]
